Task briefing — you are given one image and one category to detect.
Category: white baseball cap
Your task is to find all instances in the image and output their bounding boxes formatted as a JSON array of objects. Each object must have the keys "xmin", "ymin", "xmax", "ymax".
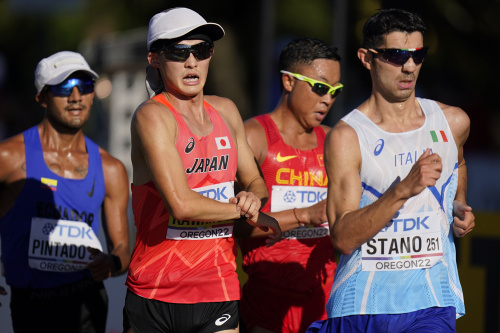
[
  {"xmin": 34, "ymin": 51, "xmax": 99, "ymax": 93},
  {"xmin": 147, "ymin": 7, "xmax": 225, "ymax": 50}
]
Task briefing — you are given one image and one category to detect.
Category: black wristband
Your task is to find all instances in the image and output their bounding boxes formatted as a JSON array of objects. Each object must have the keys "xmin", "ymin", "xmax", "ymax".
[{"xmin": 111, "ymin": 254, "xmax": 122, "ymax": 272}]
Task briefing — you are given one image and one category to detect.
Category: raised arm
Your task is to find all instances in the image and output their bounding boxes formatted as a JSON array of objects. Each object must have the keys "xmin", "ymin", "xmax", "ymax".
[
  {"xmin": 235, "ymin": 118, "xmax": 328, "ymax": 238},
  {"xmin": 229, "ymin": 112, "xmax": 269, "ymax": 205},
  {"xmin": 132, "ymin": 97, "xmax": 271, "ymax": 225},
  {"xmin": 325, "ymin": 121, "xmax": 443, "ymax": 255},
  {"xmin": 210, "ymin": 96, "xmax": 282, "ymax": 243}
]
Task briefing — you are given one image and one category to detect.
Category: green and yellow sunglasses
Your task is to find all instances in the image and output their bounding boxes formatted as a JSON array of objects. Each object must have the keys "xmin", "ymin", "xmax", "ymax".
[{"xmin": 280, "ymin": 70, "xmax": 343, "ymax": 98}]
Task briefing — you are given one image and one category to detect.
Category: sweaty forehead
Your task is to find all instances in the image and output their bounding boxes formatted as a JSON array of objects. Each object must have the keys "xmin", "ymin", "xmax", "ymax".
[
  {"xmin": 175, "ymin": 39, "xmax": 207, "ymax": 46},
  {"xmin": 381, "ymin": 31, "xmax": 424, "ymax": 48}
]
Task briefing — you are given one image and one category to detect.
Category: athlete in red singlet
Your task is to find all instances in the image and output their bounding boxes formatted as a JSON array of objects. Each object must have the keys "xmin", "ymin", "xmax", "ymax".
[
  {"xmin": 127, "ymin": 95, "xmax": 241, "ymax": 303},
  {"xmin": 124, "ymin": 8, "xmax": 281, "ymax": 333},
  {"xmin": 235, "ymin": 38, "xmax": 342, "ymax": 333}
]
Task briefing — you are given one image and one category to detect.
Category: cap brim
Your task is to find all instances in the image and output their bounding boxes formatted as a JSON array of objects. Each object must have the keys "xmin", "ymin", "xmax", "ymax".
[
  {"xmin": 148, "ymin": 23, "xmax": 224, "ymax": 49},
  {"xmin": 44, "ymin": 68, "xmax": 99, "ymax": 87}
]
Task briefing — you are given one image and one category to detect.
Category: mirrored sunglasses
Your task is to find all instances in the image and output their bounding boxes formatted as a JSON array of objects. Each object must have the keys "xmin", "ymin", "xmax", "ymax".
[
  {"xmin": 369, "ymin": 47, "xmax": 429, "ymax": 66},
  {"xmin": 162, "ymin": 42, "xmax": 214, "ymax": 62},
  {"xmin": 280, "ymin": 70, "xmax": 343, "ymax": 98},
  {"xmin": 49, "ymin": 77, "xmax": 95, "ymax": 97}
]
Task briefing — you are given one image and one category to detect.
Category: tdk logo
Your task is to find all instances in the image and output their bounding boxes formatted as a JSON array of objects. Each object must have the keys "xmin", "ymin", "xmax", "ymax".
[
  {"xmin": 47, "ymin": 223, "xmax": 96, "ymax": 240},
  {"xmin": 297, "ymin": 190, "xmax": 326, "ymax": 203},
  {"xmin": 381, "ymin": 216, "xmax": 430, "ymax": 232},
  {"xmin": 198, "ymin": 186, "xmax": 228, "ymax": 201},
  {"xmin": 283, "ymin": 191, "xmax": 296, "ymax": 203},
  {"xmin": 42, "ymin": 223, "xmax": 56, "ymax": 235},
  {"xmin": 374, "ymin": 139, "xmax": 384, "ymax": 156}
]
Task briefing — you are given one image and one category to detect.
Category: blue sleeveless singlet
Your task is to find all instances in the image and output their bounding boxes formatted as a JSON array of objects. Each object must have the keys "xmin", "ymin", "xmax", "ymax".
[{"xmin": 0, "ymin": 126, "xmax": 105, "ymax": 288}]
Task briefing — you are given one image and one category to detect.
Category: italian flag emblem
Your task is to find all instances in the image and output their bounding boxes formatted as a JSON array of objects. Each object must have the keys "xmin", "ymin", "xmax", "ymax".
[{"xmin": 430, "ymin": 130, "xmax": 448, "ymax": 143}]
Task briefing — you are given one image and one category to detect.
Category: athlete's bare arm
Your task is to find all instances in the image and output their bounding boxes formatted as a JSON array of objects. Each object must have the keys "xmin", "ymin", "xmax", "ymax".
[
  {"xmin": 326, "ymin": 120, "xmax": 443, "ymax": 255},
  {"xmin": 234, "ymin": 118, "xmax": 328, "ymax": 238},
  {"xmin": 438, "ymin": 102, "xmax": 475, "ymax": 237},
  {"xmin": 207, "ymin": 96, "xmax": 282, "ymax": 243},
  {"xmin": 209, "ymin": 96, "xmax": 268, "ymax": 214},
  {"xmin": 87, "ymin": 150, "xmax": 130, "ymax": 281},
  {"xmin": 0, "ymin": 134, "xmax": 26, "ymax": 305},
  {"xmin": 0, "ymin": 134, "xmax": 26, "ymax": 219},
  {"xmin": 131, "ymin": 98, "xmax": 248, "ymax": 222}
]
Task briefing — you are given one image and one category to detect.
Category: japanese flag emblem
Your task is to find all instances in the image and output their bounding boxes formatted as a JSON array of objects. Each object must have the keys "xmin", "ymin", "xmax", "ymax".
[{"xmin": 215, "ymin": 136, "xmax": 231, "ymax": 150}]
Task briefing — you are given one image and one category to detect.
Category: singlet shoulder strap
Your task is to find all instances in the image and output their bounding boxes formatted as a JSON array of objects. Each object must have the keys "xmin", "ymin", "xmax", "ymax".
[
  {"xmin": 255, "ymin": 114, "xmax": 282, "ymax": 146},
  {"xmin": 313, "ymin": 125, "xmax": 326, "ymax": 143}
]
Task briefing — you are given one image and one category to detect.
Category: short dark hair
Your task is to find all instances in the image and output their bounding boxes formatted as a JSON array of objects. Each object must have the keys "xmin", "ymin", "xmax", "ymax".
[
  {"xmin": 362, "ymin": 9, "xmax": 427, "ymax": 49},
  {"xmin": 279, "ymin": 38, "xmax": 341, "ymax": 73}
]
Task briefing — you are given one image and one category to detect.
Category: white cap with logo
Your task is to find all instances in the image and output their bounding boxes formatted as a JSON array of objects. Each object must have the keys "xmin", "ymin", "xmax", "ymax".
[
  {"xmin": 147, "ymin": 7, "xmax": 225, "ymax": 50},
  {"xmin": 34, "ymin": 51, "xmax": 99, "ymax": 94}
]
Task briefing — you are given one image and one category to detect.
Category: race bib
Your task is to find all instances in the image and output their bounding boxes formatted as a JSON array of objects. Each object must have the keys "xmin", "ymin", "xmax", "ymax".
[
  {"xmin": 361, "ymin": 211, "xmax": 443, "ymax": 271},
  {"xmin": 271, "ymin": 185, "xmax": 329, "ymax": 239},
  {"xmin": 28, "ymin": 217, "xmax": 103, "ymax": 272},
  {"xmin": 166, "ymin": 181, "xmax": 235, "ymax": 240}
]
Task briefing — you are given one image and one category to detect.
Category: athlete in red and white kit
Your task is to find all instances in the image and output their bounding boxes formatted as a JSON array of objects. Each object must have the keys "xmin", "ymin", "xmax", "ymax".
[
  {"xmin": 236, "ymin": 38, "xmax": 343, "ymax": 333},
  {"xmin": 124, "ymin": 8, "xmax": 281, "ymax": 333}
]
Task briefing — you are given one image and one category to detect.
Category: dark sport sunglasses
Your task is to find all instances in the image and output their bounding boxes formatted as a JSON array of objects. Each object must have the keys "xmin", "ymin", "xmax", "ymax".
[
  {"xmin": 49, "ymin": 77, "xmax": 95, "ymax": 97},
  {"xmin": 369, "ymin": 47, "xmax": 429, "ymax": 66},
  {"xmin": 162, "ymin": 42, "xmax": 214, "ymax": 62},
  {"xmin": 280, "ymin": 70, "xmax": 343, "ymax": 98}
]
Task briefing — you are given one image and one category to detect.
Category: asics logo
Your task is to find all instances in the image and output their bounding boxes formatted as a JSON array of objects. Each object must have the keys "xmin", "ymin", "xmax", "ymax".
[
  {"xmin": 215, "ymin": 314, "xmax": 231, "ymax": 326},
  {"xmin": 374, "ymin": 139, "xmax": 384, "ymax": 156},
  {"xmin": 185, "ymin": 137, "xmax": 195, "ymax": 153},
  {"xmin": 276, "ymin": 152, "xmax": 297, "ymax": 162}
]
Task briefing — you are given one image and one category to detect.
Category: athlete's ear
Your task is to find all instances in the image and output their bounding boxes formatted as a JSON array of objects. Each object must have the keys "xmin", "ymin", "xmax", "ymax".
[
  {"xmin": 148, "ymin": 52, "xmax": 161, "ymax": 68},
  {"xmin": 281, "ymin": 72, "xmax": 294, "ymax": 93},
  {"xmin": 358, "ymin": 48, "xmax": 373, "ymax": 71},
  {"xmin": 36, "ymin": 90, "xmax": 48, "ymax": 108}
]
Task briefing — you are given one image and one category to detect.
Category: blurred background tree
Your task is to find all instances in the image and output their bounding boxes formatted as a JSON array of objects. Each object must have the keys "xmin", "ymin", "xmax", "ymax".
[{"xmin": 0, "ymin": 0, "xmax": 498, "ymax": 153}]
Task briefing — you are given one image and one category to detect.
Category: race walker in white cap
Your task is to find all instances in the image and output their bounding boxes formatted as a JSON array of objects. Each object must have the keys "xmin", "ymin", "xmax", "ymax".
[
  {"xmin": 123, "ymin": 7, "xmax": 282, "ymax": 333},
  {"xmin": 0, "ymin": 50, "xmax": 130, "ymax": 332},
  {"xmin": 34, "ymin": 51, "xmax": 98, "ymax": 94}
]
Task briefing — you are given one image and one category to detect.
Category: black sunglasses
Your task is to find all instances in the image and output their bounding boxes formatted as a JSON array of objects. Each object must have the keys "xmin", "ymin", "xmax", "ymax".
[
  {"xmin": 161, "ymin": 42, "xmax": 214, "ymax": 62},
  {"xmin": 49, "ymin": 77, "xmax": 95, "ymax": 97},
  {"xmin": 369, "ymin": 47, "xmax": 429, "ymax": 66}
]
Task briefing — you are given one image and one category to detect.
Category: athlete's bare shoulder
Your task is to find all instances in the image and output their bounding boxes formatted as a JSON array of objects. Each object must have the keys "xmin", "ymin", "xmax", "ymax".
[
  {"xmin": 98, "ymin": 146, "xmax": 127, "ymax": 173},
  {"xmin": 133, "ymin": 97, "xmax": 175, "ymax": 122},
  {"xmin": 325, "ymin": 119, "xmax": 361, "ymax": 169},
  {"xmin": 0, "ymin": 133, "xmax": 26, "ymax": 182},
  {"xmin": 435, "ymin": 101, "xmax": 470, "ymax": 146},
  {"xmin": 244, "ymin": 116, "xmax": 268, "ymax": 164},
  {"xmin": 244, "ymin": 117, "xmax": 265, "ymax": 136},
  {"xmin": 204, "ymin": 95, "xmax": 242, "ymax": 131},
  {"xmin": 131, "ymin": 97, "xmax": 178, "ymax": 140},
  {"xmin": 320, "ymin": 124, "xmax": 332, "ymax": 135},
  {"xmin": 328, "ymin": 119, "xmax": 358, "ymax": 141},
  {"xmin": 204, "ymin": 95, "xmax": 237, "ymax": 115}
]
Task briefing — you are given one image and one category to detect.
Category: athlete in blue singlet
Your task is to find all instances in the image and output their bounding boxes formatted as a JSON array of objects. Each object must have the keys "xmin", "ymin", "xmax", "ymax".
[
  {"xmin": 0, "ymin": 51, "xmax": 130, "ymax": 333},
  {"xmin": 307, "ymin": 9, "xmax": 475, "ymax": 333}
]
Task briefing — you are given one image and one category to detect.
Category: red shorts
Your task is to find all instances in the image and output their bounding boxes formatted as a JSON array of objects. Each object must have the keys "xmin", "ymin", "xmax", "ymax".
[{"xmin": 240, "ymin": 276, "xmax": 333, "ymax": 333}]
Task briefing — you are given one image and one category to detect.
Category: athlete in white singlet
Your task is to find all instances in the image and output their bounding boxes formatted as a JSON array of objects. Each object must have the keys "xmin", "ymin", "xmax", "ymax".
[{"xmin": 307, "ymin": 9, "xmax": 475, "ymax": 333}]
